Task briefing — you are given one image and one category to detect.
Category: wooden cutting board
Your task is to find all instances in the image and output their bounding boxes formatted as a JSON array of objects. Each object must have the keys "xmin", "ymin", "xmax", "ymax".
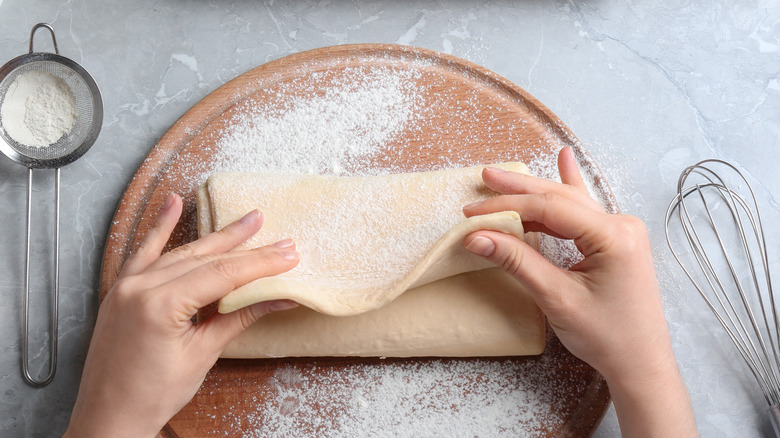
[{"xmin": 100, "ymin": 44, "xmax": 614, "ymax": 437}]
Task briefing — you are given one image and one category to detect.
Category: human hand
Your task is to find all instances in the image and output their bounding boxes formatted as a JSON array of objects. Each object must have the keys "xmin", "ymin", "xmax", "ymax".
[
  {"xmin": 463, "ymin": 147, "xmax": 697, "ymax": 436},
  {"xmin": 463, "ymin": 148, "xmax": 667, "ymax": 380},
  {"xmin": 63, "ymin": 193, "xmax": 299, "ymax": 438}
]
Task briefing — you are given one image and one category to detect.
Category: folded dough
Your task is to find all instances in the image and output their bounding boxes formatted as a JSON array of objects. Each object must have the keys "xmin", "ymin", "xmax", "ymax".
[
  {"xmin": 198, "ymin": 163, "xmax": 545, "ymax": 358},
  {"xmin": 223, "ymin": 269, "xmax": 543, "ymax": 358}
]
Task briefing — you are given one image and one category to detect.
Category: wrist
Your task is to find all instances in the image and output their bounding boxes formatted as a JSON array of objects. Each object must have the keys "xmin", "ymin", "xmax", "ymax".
[
  {"xmin": 602, "ymin": 347, "xmax": 681, "ymax": 391},
  {"xmin": 63, "ymin": 423, "xmax": 161, "ymax": 438},
  {"xmin": 604, "ymin": 353, "xmax": 698, "ymax": 437},
  {"xmin": 605, "ymin": 359, "xmax": 685, "ymax": 410},
  {"xmin": 64, "ymin": 402, "xmax": 163, "ymax": 438}
]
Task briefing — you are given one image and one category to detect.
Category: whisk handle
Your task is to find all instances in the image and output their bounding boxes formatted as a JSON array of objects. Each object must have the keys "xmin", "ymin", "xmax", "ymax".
[{"xmin": 770, "ymin": 405, "xmax": 780, "ymax": 437}]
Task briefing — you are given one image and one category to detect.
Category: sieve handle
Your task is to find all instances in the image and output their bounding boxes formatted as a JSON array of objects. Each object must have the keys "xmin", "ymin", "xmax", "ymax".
[
  {"xmin": 28, "ymin": 23, "xmax": 59, "ymax": 55},
  {"xmin": 22, "ymin": 167, "xmax": 60, "ymax": 387}
]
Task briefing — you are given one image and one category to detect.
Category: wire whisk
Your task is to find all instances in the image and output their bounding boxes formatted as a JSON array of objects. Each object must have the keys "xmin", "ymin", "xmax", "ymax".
[{"xmin": 665, "ymin": 159, "xmax": 780, "ymax": 435}]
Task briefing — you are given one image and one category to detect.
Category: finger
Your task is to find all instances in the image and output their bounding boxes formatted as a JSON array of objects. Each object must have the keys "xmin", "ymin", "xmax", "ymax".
[
  {"xmin": 121, "ymin": 193, "xmax": 183, "ymax": 277},
  {"xmin": 468, "ymin": 192, "xmax": 609, "ymax": 257},
  {"xmin": 160, "ymin": 244, "xmax": 300, "ymax": 318},
  {"xmin": 140, "ymin": 239, "xmax": 296, "ymax": 290},
  {"xmin": 462, "ymin": 194, "xmax": 569, "ymax": 238},
  {"xmin": 556, "ymin": 147, "xmax": 604, "ymax": 212},
  {"xmin": 476, "ymin": 166, "xmax": 600, "ymax": 212},
  {"xmin": 464, "ymin": 194, "xmax": 524, "ymax": 218},
  {"xmin": 197, "ymin": 300, "xmax": 299, "ymax": 354},
  {"xmin": 557, "ymin": 146, "xmax": 587, "ymax": 190},
  {"xmin": 150, "ymin": 209, "xmax": 264, "ymax": 272},
  {"xmin": 480, "ymin": 166, "xmax": 566, "ymax": 196},
  {"xmin": 514, "ymin": 221, "xmax": 570, "ymax": 240},
  {"xmin": 463, "ymin": 230, "xmax": 578, "ymax": 311}
]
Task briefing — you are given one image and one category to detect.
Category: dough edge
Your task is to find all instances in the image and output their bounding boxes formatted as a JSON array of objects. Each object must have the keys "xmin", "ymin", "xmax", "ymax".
[
  {"xmin": 216, "ymin": 210, "xmax": 525, "ymax": 315},
  {"xmin": 196, "ymin": 162, "xmax": 546, "ymax": 358}
]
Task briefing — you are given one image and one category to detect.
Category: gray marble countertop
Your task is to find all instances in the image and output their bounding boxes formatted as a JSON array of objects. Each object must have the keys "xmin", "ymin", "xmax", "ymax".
[{"xmin": 1, "ymin": 1, "xmax": 779, "ymax": 436}]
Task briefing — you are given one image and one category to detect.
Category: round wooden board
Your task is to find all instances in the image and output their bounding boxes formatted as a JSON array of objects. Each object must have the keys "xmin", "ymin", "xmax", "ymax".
[{"xmin": 100, "ymin": 44, "xmax": 613, "ymax": 437}]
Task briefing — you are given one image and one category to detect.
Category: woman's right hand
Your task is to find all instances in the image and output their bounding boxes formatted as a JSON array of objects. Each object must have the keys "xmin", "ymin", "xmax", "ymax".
[{"xmin": 463, "ymin": 147, "xmax": 698, "ymax": 437}]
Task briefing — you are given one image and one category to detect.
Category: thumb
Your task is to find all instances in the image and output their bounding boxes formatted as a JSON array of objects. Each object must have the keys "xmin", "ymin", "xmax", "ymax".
[
  {"xmin": 200, "ymin": 299, "xmax": 298, "ymax": 352},
  {"xmin": 464, "ymin": 230, "xmax": 572, "ymax": 310}
]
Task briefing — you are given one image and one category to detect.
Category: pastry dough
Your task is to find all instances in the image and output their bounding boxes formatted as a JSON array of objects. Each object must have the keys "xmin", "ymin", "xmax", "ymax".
[
  {"xmin": 198, "ymin": 163, "xmax": 545, "ymax": 358},
  {"xmin": 223, "ymin": 269, "xmax": 543, "ymax": 358}
]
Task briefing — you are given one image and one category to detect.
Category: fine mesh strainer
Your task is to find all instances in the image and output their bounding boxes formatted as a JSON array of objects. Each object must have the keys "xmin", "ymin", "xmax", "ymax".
[{"xmin": 0, "ymin": 23, "xmax": 103, "ymax": 386}]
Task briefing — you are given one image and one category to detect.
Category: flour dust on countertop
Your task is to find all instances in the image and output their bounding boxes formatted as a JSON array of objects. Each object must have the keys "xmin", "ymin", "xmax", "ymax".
[
  {"xmin": 149, "ymin": 58, "xmax": 614, "ymax": 436},
  {"xmin": 197, "ymin": 352, "xmax": 585, "ymax": 438},
  {"xmin": 213, "ymin": 66, "xmax": 426, "ymax": 176}
]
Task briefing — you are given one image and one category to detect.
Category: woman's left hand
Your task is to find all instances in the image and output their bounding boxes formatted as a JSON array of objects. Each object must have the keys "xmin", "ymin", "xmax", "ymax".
[{"xmin": 64, "ymin": 193, "xmax": 299, "ymax": 438}]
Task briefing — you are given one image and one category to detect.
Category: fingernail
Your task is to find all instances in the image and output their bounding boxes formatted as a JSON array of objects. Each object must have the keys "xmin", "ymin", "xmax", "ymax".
[
  {"xmin": 268, "ymin": 300, "xmax": 298, "ymax": 312},
  {"xmin": 273, "ymin": 239, "xmax": 295, "ymax": 249},
  {"xmin": 280, "ymin": 250, "xmax": 299, "ymax": 261},
  {"xmin": 239, "ymin": 209, "xmax": 260, "ymax": 225},
  {"xmin": 162, "ymin": 193, "xmax": 176, "ymax": 210},
  {"xmin": 463, "ymin": 200, "xmax": 483, "ymax": 210},
  {"xmin": 465, "ymin": 236, "xmax": 495, "ymax": 257},
  {"xmin": 484, "ymin": 166, "xmax": 507, "ymax": 174}
]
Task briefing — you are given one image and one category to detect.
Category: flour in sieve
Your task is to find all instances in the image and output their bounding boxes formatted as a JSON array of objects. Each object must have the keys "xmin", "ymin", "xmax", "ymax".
[{"xmin": 0, "ymin": 70, "xmax": 77, "ymax": 147}]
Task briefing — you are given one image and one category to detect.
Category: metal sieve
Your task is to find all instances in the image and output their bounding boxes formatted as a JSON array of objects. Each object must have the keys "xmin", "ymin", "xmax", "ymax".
[{"xmin": 0, "ymin": 23, "xmax": 103, "ymax": 387}]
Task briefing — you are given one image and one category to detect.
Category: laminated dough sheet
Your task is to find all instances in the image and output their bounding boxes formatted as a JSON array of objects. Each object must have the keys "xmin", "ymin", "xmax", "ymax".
[{"xmin": 198, "ymin": 163, "xmax": 545, "ymax": 358}]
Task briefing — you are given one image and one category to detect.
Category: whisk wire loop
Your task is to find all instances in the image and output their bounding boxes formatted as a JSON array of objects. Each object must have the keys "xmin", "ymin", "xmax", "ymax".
[
  {"xmin": 698, "ymin": 183, "xmax": 777, "ymax": 384},
  {"xmin": 670, "ymin": 187, "xmax": 778, "ymax": 405},
  {"xmin": 666, "ymin": 159, "xmax": 780, "ymax": 409}
]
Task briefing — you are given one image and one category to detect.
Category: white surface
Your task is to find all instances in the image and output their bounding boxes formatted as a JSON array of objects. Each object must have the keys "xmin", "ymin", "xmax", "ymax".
[{"xmin": 0, "ymin": 1, "xmax": 778, "ymax": 436}]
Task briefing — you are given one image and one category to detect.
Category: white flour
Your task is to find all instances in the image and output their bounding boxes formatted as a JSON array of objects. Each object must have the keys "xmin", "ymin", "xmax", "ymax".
[
  {"xmin": 214, "ymin": 66, "xmax": 423, "ymax": 176},
  {"xmin": 157, "ymin": 61, "xmax": 610, "ymax": 436},
  {"xmin": 201, "ymin": 356, "xmax": 574, "ymax": 438},
  {"xmin": 0, "ymin": 70, "xmax": 77, "ymax": 147}
]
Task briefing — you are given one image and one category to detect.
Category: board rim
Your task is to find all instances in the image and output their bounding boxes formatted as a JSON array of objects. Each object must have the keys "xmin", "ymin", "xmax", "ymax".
[{"xmin": 99, "ymin": 43, "xmax": 613, "ymax": 437}]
